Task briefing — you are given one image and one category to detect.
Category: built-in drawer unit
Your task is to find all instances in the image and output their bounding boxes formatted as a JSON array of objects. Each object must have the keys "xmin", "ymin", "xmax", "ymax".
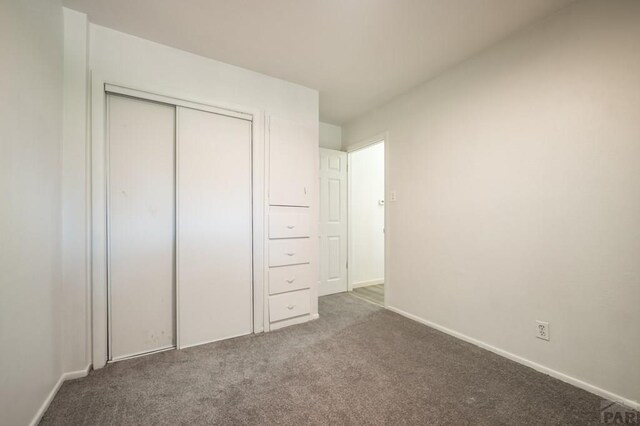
[
  {"xmin": 269, "ymin": 289, "xmax": 311, "ymax": 322},
  {"xmin": 269, "ymin": 263, "xmax": 312, "ymax": 295},
  {"xmin": 269, "ymin": 206, "xmax": 310, "ymax": 239},
  {"xmin": 268, "ymin": 238, "xmax": 311, "ymax": 267}
]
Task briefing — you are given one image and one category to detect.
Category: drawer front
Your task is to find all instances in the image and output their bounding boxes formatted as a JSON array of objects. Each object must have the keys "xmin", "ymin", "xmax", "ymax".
[
  {"xmin": 269, "ymin": 264, "xmax": 312, "ymax": 295},
  {"xmin": 269, "ymin": 207, "xmax": 311, "ymax": 239},
  {"xmin": 269, "ymin": 289, "xmax": 311, "ymax": 322},
  {"xmin": 269, "ymin": 239, "xmax": 310, "ymax": 267}
]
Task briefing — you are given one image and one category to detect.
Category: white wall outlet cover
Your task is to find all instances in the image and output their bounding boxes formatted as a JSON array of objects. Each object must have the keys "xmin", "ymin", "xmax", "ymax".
[
  {"xmin": 536, "ymin": 320, "xmax": 550, "ymax": 341},
  {"xmin": 390, "ymin": 191, "xmax": 397, "ymax": 201}
]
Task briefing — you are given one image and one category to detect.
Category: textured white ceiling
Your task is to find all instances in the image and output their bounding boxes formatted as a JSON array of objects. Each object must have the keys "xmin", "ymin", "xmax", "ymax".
[{"xmin": 63, "ymin": 0, "xmax": 575, "ymax": 124}]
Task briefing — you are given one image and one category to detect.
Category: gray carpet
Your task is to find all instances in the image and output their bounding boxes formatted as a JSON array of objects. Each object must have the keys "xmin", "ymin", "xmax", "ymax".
[
  {"xmin": 352, "ymin": 284, "xmax": 384, "ymax": 306},
  {"xmin": 42, "ymin": 294, "xmax": 610, "ymax": 425}
]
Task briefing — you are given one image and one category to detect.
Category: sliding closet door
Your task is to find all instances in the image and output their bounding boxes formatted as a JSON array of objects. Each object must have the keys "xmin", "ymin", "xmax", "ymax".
[
  {"xmin": 108, "ymin": 95, "xmax": 176, "ymax": 360},
  {"xmin": 178, "ymin": 107, "xmax": 253, "ymax": 348}
]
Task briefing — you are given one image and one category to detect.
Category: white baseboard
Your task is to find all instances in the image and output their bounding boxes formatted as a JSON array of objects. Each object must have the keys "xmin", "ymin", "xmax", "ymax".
[
  {"xmin": 352, "ymin": 278, "xmax": 384, "ymax": 289},
  {"xmin": 62, "ymin": 364, "xmax": 92, "ymax": 381},
  {"xmin": 29, "ymin": 376, "xmax": 64, "ymax": 426},
  {"xmin": 269, "ymin": 314, "xmax": 311, "ymax": 331},
  {"xmin": 386, "ymin": 305, "xmax": 639, "ymax": 411},
  {"xmin": 311, "ymin": 313, "xmax": 320, "ymax": 320},
  {"xmin": 179, "ymin": 331, "xmax": 251, "ymax": 350},
  {"xmin": 30, "ymin": 364, "xmax": 91, "ymax": 426}
]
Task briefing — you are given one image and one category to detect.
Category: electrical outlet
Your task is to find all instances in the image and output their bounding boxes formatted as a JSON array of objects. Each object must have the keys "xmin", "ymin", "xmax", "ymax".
[
  {"xmin": 390, "ymin": 191, "xmax": 397, "ymax": 202},
  {"xmin": 536, "ymin": 320, "xmax": 550, "ymax": 341}
]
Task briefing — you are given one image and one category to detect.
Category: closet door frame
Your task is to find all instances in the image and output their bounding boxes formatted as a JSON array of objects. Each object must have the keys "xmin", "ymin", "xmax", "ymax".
[{"xmin": 91, "ymin": 78, "xmax": 266, "ymax": 369}]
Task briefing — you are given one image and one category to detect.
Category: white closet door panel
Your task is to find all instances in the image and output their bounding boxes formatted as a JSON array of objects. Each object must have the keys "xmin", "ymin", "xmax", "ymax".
[
  {"xmin": 269, "ymin": 117, "xmax": 314, "ymax": 207},
  {"xmin": 178, "ymin": 107, "xmax": 252, "ymax": 348},
  {"xmin": 108, "ymin": 95, "xmax": 176, "ymax": 360}
]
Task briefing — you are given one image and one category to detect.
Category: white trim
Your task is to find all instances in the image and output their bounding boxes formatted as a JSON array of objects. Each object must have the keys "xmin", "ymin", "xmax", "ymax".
[
  {"xmin": 263, "ymin": 115, "xmax": 272, "ymax": 332},
  {"xmin": 383, "ymin": 133, "xmax": 390, "ymax": 309},
  {"xmin": 311, "ymin": 313, "xmax": 320, "ymax": 320},
  {"xmin": 91, "ymin": 80, "xmax": 265, "ymax": 368},
  {"xmin": 345, "ymin": 132, "xmax": 386, "ymax": 153},
  {"xmin": 63, "ymin": 364, "xmax": 92, "ymax": 381},
  {"xmin": 105, "ymin": 93, "xmax": 112, "ymax": 360},
  {"xmin": 109, "ymin": 345, "xmax": 175, "ymax": 363},
  {"xmin": 91, "ymin": 72, "xmax": 108, "ymax": 369},
  {"xmin": 85, "ymin": 52, "xmax": 93, "ymax": 374},
  {"xmin": 29, "ymin": 376, "xmax": 64, "ymax": 426},
  {"xmin": 269, "ymin": 314, "xmax": 311, "ymax": 331},
  {"xmin": 104, "ymin": 84, "xmax": 252, "ymax": 121},
  {"xmin": 350, "ymin": 292, "xmax": 384, "ymax": 308},
  {"xmin": 351, "ymin": 278, "xmax": 384, "ymax": 289},
  {"xmin": 386, "ymin": 305, "xmax": 639, "ymax": 411},
  {"xmin": 347, "ymin": 153, "xmax": 352, "ymax": 292},
  {"xmin": 179, "ymin": 331, "xmax": 252, "ymax": 350},
  {"xmin": 250, "ymin": 113, "xmax": 264, "ymax": 335},
  {"xmin": 253, "ymin": 112, "xmax": 267, "ymax": 334},
  {"xmin": 175, "ymin": 107, "xmax": 181, "ymax": 348},
  {"xmin": 29, "ymin": 364, "xmax": 92, "ymax": 426}
]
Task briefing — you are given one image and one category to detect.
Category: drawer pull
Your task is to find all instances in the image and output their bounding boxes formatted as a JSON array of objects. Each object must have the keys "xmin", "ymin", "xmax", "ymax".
[
  {"xmin": 285, "ymin": 252, "xmax": 296, "ymax": 256},
  {"xmin": 286, "ymin": 278, "xmax": 296, "ymax": 283},
  {"xmin": 286, "ymin": 225, "xmax": 296, "ymax": 229},
  {"xmin": 287, "ymin": 304, "xmax": 295, "ymax": 310}
]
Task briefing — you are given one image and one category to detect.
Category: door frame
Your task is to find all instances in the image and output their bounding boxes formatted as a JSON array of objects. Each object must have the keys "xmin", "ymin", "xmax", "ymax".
[
  {"xmin": 91, "ymin": 78, "xmax": 266, "ymax": 369},
  {"xmin": 346, "ymin": 133, "xmax": 388, "ymax": 306}
]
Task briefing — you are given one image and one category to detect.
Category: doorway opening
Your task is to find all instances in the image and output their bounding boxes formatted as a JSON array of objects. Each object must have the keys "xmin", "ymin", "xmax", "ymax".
[
  {"xmin": 347, "ymin": 140, "xmax": 385, "ymax": 306},
  {"xmin": 318, "ymin": 138, "xmax": 385, "ymax": 307}
]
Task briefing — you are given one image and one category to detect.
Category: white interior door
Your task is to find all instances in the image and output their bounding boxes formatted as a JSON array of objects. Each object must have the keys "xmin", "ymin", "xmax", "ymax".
[
  {"xmin": 177, "ymin": 107, "xmax": 253, "ymax": 348},
  {"xmin": 108, "ymin": 95, "xmax": 176, "ymax": 360},
  {"xmin": 319, "ymin": 148, "xmax": 348, "ymax": 295}
]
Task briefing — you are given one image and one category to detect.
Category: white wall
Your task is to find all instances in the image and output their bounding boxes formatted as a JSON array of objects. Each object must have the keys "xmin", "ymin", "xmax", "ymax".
[
  {"xmin": 343, "ymin": 0, "xmax": 640, "ymax": 407},
  {"xmin": 349, "ymin": 142, "xmax": 385, "ymax": 287},
  {"xmin": 0, "ymin": 1, "xmax": 64, "ymax": 425},
  {"xmin": 319, "ymin": 122, "xmax": 342, "ymax": 150}
]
